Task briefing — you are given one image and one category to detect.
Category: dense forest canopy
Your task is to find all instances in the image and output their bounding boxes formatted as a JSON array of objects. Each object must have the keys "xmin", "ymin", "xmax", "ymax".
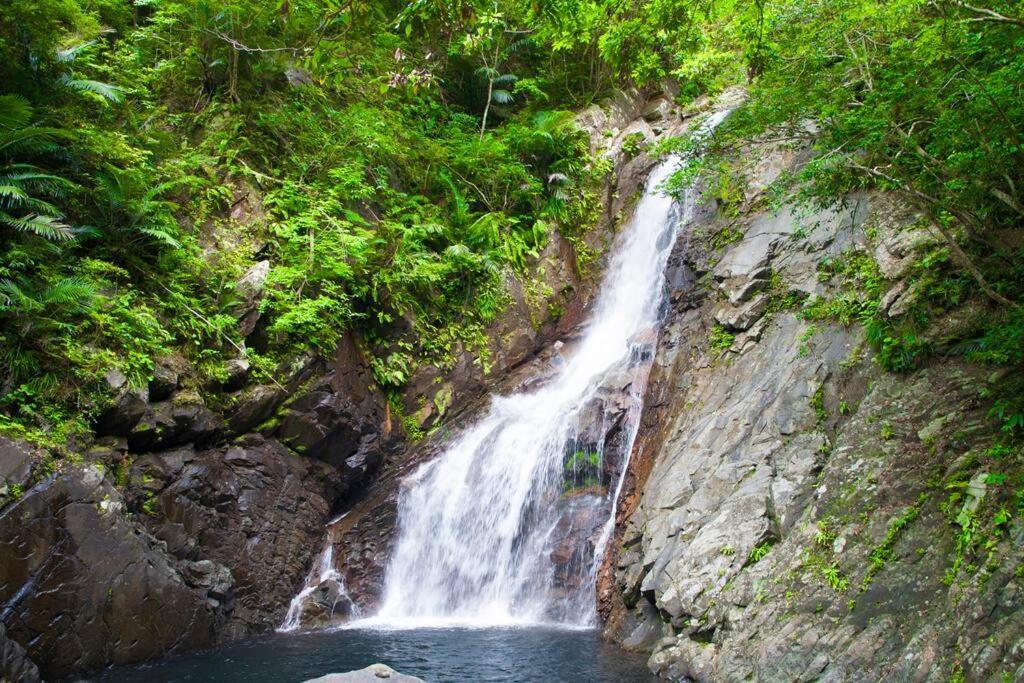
[{"xmin": 0, "ymin": 0, "xmax": 1021, "ymax": 444}]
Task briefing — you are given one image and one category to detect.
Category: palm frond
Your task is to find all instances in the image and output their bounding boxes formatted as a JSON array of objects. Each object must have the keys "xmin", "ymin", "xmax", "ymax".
[{"xmin": 490, "ymin": 89, "xmax": 514, "ymax": 105}]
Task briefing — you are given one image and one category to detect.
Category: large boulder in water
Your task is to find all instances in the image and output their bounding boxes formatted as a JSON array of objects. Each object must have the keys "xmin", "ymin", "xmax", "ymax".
[{"xmin": 305, "ymin": 664, "xmax": 425, "ymax": 683}]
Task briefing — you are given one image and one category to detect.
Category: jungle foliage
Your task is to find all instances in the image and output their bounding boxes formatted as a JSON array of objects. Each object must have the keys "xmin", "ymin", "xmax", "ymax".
[{"xmin": 0, "ymin": 0, "xmax": 1021, "ymax": 443}]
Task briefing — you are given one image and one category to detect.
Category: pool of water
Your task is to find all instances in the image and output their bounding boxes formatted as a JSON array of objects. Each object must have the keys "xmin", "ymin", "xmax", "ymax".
[{"xmin": 96, "ymin": 627, "xmax": 655, "ymax": 683}]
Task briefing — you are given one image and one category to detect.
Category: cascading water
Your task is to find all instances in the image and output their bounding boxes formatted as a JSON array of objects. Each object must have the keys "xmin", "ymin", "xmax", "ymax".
[
  {"xmin": 363, "ymin": 110, "xmax": 731, "ymax": 628},
  {"xmin": 280, "ymin": 109, "xmax": 729, "ymax": 632}
]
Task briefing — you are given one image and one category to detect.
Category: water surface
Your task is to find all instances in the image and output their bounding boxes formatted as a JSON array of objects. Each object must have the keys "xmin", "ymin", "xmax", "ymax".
[{"xmin": 99, "ymin": 627, "xmax": 654, "ymax": 683}]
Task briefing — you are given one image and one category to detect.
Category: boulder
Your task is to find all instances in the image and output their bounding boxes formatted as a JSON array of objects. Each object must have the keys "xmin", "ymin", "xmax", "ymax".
[
  {"xmin": 226, "ymin": 384, "xmax": 287, "ymax": 434},
  {"xmin": 95, "ymin": 387, "xmax": 149, "ymax": 436},
  {"xmin": 236, "ymin": 260, "xmax": 270, "ymax": 337},
  {"xmin": 222, "ymin": 357, "xmax": 251, "ymax": 392},
  {"xmin": 148, "ymin": 360, "xmax": 180, "ymax": 402},
  {"xmin": 305, "ymin": 665, "xmax": 425, "ymax": 683},
  {"xmin": 127, "ymin": 395, "xmax": 223, "ymax": 452}
]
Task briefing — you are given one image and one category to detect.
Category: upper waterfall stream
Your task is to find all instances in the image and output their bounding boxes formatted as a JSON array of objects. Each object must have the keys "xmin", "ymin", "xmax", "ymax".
[{"xmin": 282, "ymin": 110, "xmax": 729, "ymax": 632}]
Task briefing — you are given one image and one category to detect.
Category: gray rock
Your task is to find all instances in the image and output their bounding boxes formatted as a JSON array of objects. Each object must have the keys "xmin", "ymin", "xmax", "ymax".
[
  {"xmin": 602, "ymin": 128, "xmax": 1024, "ymax": 681},
  {"xmin": 304, "ymin": 664, "xmax": 424, "ymax": 683},
  {"xmin": 713, "ymin": 293, "xmax": 768, "ymax": 331},
  {"xmin": 0, "ymin": 436, "xmax": 38, "ymax": 503},
  {"xmin": 236, "ymin": 260, "xmax": 270, "ymax": 337}
]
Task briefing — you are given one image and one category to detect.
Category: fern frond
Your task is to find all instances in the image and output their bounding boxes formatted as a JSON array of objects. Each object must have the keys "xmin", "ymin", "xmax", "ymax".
[
  {"xmin": 0, "ymin": 95, "xmax": 32, "ymax": 130},
  {"xmin": 61, "ymin": 77, "xmax": 123, "ymax": 104},
  {"xmin": 137, "ymin": 226, "xmax": 182, "ymax": 248},
  {"xmin": 56, "ymin": 40, "xmax": 96, "ymax": 63},
  {"xmin": 0, "ymin": 184, "xmax": 29, "ymax": 205},
  {"xmin": 41, "ymin": 278, "xmax": 96, "ymax": 308},
  {"xmin": 1, "ymin": 212, "xmax": 75, "ymax": 240}
]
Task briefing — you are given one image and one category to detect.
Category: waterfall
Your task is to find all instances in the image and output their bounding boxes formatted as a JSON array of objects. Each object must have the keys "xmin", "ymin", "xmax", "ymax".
[
  {"xmin": 281, "ymin": 531, "xmax": 359, "ymax": 632},
  {"xmin": 279, "ymin": 109, "xmax": 729, "ymax": 632},
  {"xmin": 362, "ymin": 110, "xmax": 731, "ymax": 629}
]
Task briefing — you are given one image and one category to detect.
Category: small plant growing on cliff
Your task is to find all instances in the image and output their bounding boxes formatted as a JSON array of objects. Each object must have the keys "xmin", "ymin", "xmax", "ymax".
[
  {"xmin": 748, "ymin": 541, "xmax": 773, "ymax": 564},
  {"xmin": 621, "ymin": 132, "xmax": 646, "ymax": 159},
  {"xmin": 821, "ymin": 561, "xmax": 849, "ymax": 592},
  {"xmin": 709, "ymin": 323, "xmax": 735, "ymax": 356},
  {"xmin": 814, "ymin": 520, "xmax": 836, "ymax": 548},
  {"xmin": 141, "ymin": 491, "xmax": 159, "ymax": 516}
]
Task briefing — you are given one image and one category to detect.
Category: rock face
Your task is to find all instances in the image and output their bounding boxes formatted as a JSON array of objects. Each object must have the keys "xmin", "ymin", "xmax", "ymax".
[
  {"xmin": 603, "ymin": 134, "xmax": 1024, "ymax": 679},
  {"xmin": 0, "ymin": 465, "xmax": 218, "ymax": 679},
  {"xmin": 0, "ymin": 332, "xmax": 399, "ymax": 679},
  {"xmin": 126, "ymin": 435, "xmax": 343, "ymax": 637}
]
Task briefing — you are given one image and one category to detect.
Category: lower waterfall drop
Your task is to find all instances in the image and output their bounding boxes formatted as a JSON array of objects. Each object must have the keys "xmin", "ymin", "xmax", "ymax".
[{"xmin": 363, "ymin": 110, "xmax": 732, "ymax": 629}]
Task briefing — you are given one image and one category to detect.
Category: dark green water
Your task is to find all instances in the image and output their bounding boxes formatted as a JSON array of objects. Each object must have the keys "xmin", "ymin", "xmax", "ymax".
[{"xmin": 97, "ymin": 627, "xmax": 654, "ymax": 683}]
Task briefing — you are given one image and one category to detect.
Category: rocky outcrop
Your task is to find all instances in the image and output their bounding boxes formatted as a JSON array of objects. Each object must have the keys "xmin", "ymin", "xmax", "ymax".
[
  {"xmin": 0, "ymin": 329, "xmax": 399, "ymax": 679},
  {"xmin": 125, "ymin": 435, "xmax": 343, "ymax": 638},
  {"xmin": 0, "ymin": 623, "xmax": 40, "ymax": 683},
  {"xmin": 0, "ymin": 465, "xmax": 219, "ymax": 679},
  {"xmin": 603, "ymin": 131, "xmax": 1024, "ymax": 679}
]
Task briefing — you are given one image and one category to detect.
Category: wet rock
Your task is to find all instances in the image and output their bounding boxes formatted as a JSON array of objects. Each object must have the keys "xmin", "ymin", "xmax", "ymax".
[
  {"xmin": 0, "ymin": 465, "xmax": 217, "ymax": 679},
  {"xmin": 305, "ymin": 664, "xmax": 425, "ymax": 683},
  {"xmin": 275, "ymin": 336, "xmax": 394, "ymax": 494},
  {"xmin": 181, "ymin": 559, "xmax": 234, "ymax": 604},
  {"xmin": 0, "ymin": 436, "xmax": 38, "ymax": 504},
  {"xmin": 222, "ymin": 357, "xmax": 251, "ymax": 392},
  {"xmin": 148, "ymin": 360, "xmax": 180, "ymax": 402},
  {"xmin": 95, "ymin": 387, "xmax": 149, "ymax": 436},
  {"xmin": 299, "ymin": 580, "xmax": 355, "ymax": 627},
  {"xmin": 0, "ymin": 623, "xmax": 40, "ymax": 683},
  {"xmin": 128, "ymin": 436, "xmax": 341, "ymax": 637}
]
